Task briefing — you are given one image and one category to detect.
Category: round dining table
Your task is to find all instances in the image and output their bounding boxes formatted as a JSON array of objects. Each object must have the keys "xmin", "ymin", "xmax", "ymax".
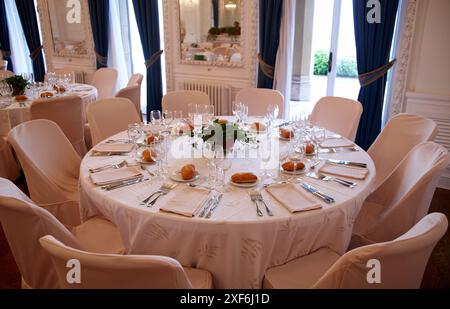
[
  {"xmin": 0, "ymin": 83, "xmax": 97, "ymax": 136},
  {"xmin": 79, "ymin": 118, "xmax": 376, "ymax": 288}
]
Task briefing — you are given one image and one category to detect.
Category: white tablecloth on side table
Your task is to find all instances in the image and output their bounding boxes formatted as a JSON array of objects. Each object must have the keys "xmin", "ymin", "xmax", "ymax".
[{"xmin": 79, "ymin": 120, "xmax": 376, "ymax": 288}]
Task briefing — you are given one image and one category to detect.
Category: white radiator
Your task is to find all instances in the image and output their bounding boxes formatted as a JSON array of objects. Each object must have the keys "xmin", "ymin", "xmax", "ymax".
[{"xmin": 182, "ymin": 80, "xmax": 232, "ymax": 116}]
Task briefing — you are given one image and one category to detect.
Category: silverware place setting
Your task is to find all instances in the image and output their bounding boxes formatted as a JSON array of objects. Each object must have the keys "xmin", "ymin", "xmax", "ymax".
[
  {"xmin": 101, "ymin": 176, "xmax": 148, "ymax": 191},
  {"xmin": 318, "ymin": 147, "xmax": 360, "ymax": 154},
  {"xmin": 140, "ymin": 182, "xmax": 177, "ymax": 207},
  {"xmin": 306, "ymin": 172, "xmax": 357, "ymax": 188},
  {"xmin": 301, "ymin": 182, "xmax": 335, "ymax": 204},
  {"xmin": 325, "ymin": 159, "xmax": 367, "ymax": 168},
  {"xmin": 250, "ymin": 190, "xmax": 274, "ymax": 216},
  {"xmin": 89, "ymin": 160, "xmax": 127, "ymax": 174}
]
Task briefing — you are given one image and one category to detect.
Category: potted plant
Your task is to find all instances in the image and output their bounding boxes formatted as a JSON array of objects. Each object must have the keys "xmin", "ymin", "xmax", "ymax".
[{"xmin": 4, "ymin": 75, "xmax": 29, "ymax": 96}]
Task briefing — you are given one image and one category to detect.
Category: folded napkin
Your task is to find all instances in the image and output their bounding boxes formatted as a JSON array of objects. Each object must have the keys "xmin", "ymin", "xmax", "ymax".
[
  {"xmin": 90, "ymin": 167, "xmax": 142, "ymax": 186},
  {"xmin": 320, "ymin": 138, "xmax": 355, "ymax": 148},
  {"xmin": 92, "ymin": 143, "xmax": 134, "ymax": 154},
  {"xmin": 319, "ymin": 162, "xmax": 368, "ymax": 180},
  {"xmin": 160, "ymin": 187, "xmax": 210, "ymax": 217},
  {"xmin": 265, "ymin": 184, "xmax": 322, "ymax": 213}
]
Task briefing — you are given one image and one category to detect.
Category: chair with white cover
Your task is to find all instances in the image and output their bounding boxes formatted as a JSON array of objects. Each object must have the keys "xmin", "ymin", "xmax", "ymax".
[
  {"xmin": 161, "ymin": 90, "xmax": 210, "ymax": 117},
  {"xmin": 263, "ymin": 213, "xmax": 448, "ymax": 289},
  {"xmin": 350, "ymin": 142, "xmax": 448, "ymax": 248},
  {"xmin": 0, "ymin": 70, "xmax": 14, "ymax": 79},
  {"xmin": 0, "ymin": 59, "xmax": 8, "ymax": 71},
  {"xmin": 127, "ymin": 73, "xmax": 144, "ymax": 88},
  {"xmin": 235, "ymin": 88, "xmax": 284, "ymax": 117},
  {"xmin": 87, "ymin": 98, "xmax": 141, "ymax": 146},
  {"xmin": 91, "ymin": 68, "xmax": 118, "ymax": 100},
  {"xmin": 39, "ymin": 235, "xmax": 213, "ymax": 289},
  {"xmin": 309, "ymin": 96, "xmax": 363, "ymax": 141},
  {"xmin": 368, "ymin": 113, "xmax": 437, "ymax": 191},
  {"xmin": 30, "ymin": 96, "xmax": 87, "ymax": 156},
  {"xmin": 0, "ymin": 137, "xmax": 20, "ymax": 180},
  {"xmin": 115, "ymin": 84, "xmax": 141, "ymax": 118},
  {"xmin": 0, "ymin": 178, "xmax": 125, "ymax": 289},
  {"xmin": 8, "ymin": 119, "xmax": 81, "ymax": 226}
]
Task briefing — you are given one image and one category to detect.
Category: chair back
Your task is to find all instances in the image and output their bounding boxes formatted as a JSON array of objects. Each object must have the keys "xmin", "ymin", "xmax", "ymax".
[
  {"xmin": 235, "ymin": 88, "xmax": 284, "ymax": 117},
  {"xmin": 314, "ymin": 213, "xmax": 448, "ymax": 289},
  {"xmin": 39, "ymin": 235, "xmax": 194, "ymax": 289},
  {"xmin": 115, "ymin": 84, "xmax": 141, "ymax": 117},
  {"xmin": 309, "ymin": 96, "xmax": 363, "ymax": 141},
  {"xmin": 127, "ymin": 73, "xmax": 143, "ymax": 88},
  {"xmin": 87, "ymin": 98, "xmax": 141, "ymax": 145},
  {"xmin": 368, "ymin": 113, "xmax": 438, "ymax": 190},
  {"xmin": 161, "ymin": 90, "xmax": 210, "ymax": 117},
  {"xmin": 0, "ymin": 178, "xmax": 81, "ymax": 288},
  {"xmin": 30, "ymin": 96, "xmax": 87, "ymax": 156},
  {"xmin": 91, "ymin": 68, "xmax": 118, "ymax": 100}
]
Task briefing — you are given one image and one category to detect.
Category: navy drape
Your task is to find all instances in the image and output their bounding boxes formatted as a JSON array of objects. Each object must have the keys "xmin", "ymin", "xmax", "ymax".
[
  {"xmin": 353, "ymin": 0, "xmax": 399, "ymax": 150},
  {"xmin": 212, "ymin": 0, "xmax": 219, "ymax": 27},
  {"xmin": 15, "ymin": 0, "xmax": 45, "ymax": 81},
  {"xmin": 0, "ymin": 0, "xmax": 13, "ymax": 71},
  {"xmin": 132, "ymin": 0, "xmax": 163, "ymax": 120},
  {"xmin": 87, "ymin": 0, "xmax": 109, "ymax": 69},
  {"xmin": 257, "ymin": 0, "xmax": 283, "ymax": 89}
]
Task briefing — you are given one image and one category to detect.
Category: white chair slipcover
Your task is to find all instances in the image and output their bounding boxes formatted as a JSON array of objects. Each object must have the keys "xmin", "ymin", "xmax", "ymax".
[
  {"xmin": 0, "ymin": 178, "xmax": 125, "ymax": 289},
  {"xmin": 30, "ymin": 96, "xmax": 87, "ymax": 156},
  {"xmin": 0, "ymin": 70, "xmax": 14, "ymax": 79},
  {"xmin": 309, "ymin": 96, "xmax": 363, "ymax": 141},
  {"xmin": 127, "ymin": 73, "xmax": 144, "ymax": 88},
  {"xmin": 115, "ymin": 85, "xmax": 141, "ymax": 118},
  {"xmin": 368, "ymin": 113, "xmax": 437, "ymax": 191},
  {"xmin": 87, "ymin": 98, "xmax": 141, "ymax": 146},
  {"xmin": 40, "ymin": 235, "xmax": 213, "ymax": 289},
  {"xmin": 0, "ymin": 136, "xmax": 20, "ymax": 180},
  {"xmin": 263, "ymin": 213, "xmax": 448, "ymax": 289},
  {"xmin": 161, "ymin": 90, "xmax": 210, "ymax": 117},
  {"xmin": 351, "ymin": 142, "xmax": 449, "ymax": 246},
  {"xmin": 235, "ymin": 88, "xmax": 284, "ymax": 117},
  {"xmin": 91, "ymin": 68, "xmax": 118, "ymax": 100},
  {"xmin": 8, "ymin": 119, "xmax": 81, "ymax": 225},
  {"xmin": 0, "ymin": 59, "xmax": 7, "ymax": 71}
]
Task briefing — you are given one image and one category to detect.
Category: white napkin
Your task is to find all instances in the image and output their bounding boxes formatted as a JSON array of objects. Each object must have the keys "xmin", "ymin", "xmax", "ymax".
[
  {"xmin": 90, "ymin": 167, "xmax": 142, "ymax": 186},
  {"xmin": 320, "ymin": 138, "xmax": 355, "ymax": 148},
  {"xmin": 265, "ymin": 184, "xmax": 322, "ymax": 213},
  {"xmin": 160, "ymin": 187, "xmax": 210, "ymax": 217},
  {"xmin": 92, "ymin": 143, "xmax": 134, "ymax": 154},
  {"xmin": 319, "ymin": 162, "xmax": 368, "ymax": 180}
]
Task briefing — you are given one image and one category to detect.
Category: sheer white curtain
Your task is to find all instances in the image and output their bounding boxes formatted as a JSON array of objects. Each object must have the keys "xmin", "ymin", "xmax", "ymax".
[
  {"xmin": 108, "ymin": 0, "xmax": 130, "ymax": 93},
  {"xmin": 273, "ymin": 0, "xmax": 296, "ymax": 119},
  {"xmin": 4, "ymin": 0, "xmax": 33, "ymax": 75}
]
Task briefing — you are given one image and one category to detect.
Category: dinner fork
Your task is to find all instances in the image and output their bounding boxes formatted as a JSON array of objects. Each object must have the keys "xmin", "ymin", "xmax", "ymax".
[
  {"xmin": 307, "ymin": 172, "xmax": 356, "ymax": 188},
  {"xmin": 89, "ymin": 160, "xmax": 127, "ymax": 174},
  {"xmin": 249, "ymin": 191, "xmax": 264, "ymax": 217},
  {"xmin": 251, "ymin": 190, "xmax": 274, "ymax": 216},
  {"xmin": 143, "ymin": 182, "xmax": 177, "ymax": 207}
]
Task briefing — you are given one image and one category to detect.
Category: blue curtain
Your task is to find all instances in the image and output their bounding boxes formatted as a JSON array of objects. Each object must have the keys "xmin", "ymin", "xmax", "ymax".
[
  {"xmin": 257, "ymin": 0, "xmax": 283, "ymax": 89},
  {"xmin": 132, "ymin": 0, "xmax": 163, "ymax": 120},
  {"xmin": 0, "ymin": 0, "xmax": 13, "ymax": 71},
  {"xmin": 15, "ymin": 0, "xmax": 45, "ymax": 81},
  {"xmin": 353, "ymin": 0, "xmax": 399, "ymax": 150},
  {"xmin": 87, "ymin": 0, "xmax": 109, "ymax": 69},
  {"xmin": 212, "ymin": 0, "xmax": 219, "ymax": 27}
]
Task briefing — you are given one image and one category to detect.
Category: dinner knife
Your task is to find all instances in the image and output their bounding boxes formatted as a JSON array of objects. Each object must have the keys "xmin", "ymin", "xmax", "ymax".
[
  {"xmin": 206, "ymin": 194, "xmax": 223, "ymax": 219},
  {"xmin": 301, "ymin": 182, "xmax": 335, "ymax": 204},
  {"xmin": 273, "ymin": 121, "xmax": 293, "ymax": 128},
  {"xmin": 326, "ymin": 159, "xmax": 367, "ymax": 168},
  {"xmin": 102, "ymin": 177, "xmax": 147, "ymax": 191}
]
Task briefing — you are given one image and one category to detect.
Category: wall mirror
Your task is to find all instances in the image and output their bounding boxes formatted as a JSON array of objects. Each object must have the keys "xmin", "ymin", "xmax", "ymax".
[{"xmin": 178, "ymin": 0, "xmax": 243, "ymax": 66}]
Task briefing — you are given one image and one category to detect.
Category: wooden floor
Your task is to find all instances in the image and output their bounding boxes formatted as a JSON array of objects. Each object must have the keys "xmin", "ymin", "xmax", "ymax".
[{"xmin": 0, "ymin": 176, "xmax": 449, "ymax": 289}]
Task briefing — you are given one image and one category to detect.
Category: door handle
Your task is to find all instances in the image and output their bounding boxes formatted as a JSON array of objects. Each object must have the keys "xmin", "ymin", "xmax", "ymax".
[{"xmin": 328, "ymin": 52, "xmax": 333, "ymax": 73}]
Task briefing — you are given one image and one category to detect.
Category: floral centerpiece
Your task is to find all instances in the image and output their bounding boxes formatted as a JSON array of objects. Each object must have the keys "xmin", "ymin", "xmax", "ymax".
[
  {"xmin": 191, "ymin": 119, "xmax": 256, "ymax": 151},
  {"xmin": 4, "ymin": 75, "xmax": 29, "ymax": 96}
]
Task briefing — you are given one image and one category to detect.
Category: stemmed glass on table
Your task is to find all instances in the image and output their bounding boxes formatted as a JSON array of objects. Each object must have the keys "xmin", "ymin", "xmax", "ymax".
[{"xmin": 127, "ymin": 123, "xmax": 143, "ymax": 160}]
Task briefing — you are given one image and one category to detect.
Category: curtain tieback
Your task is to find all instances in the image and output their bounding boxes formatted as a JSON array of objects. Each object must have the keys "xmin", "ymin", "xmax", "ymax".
[
  {"xmin": 257, "ymin": 53, "xmax": 274, "ymax": 79},
  {"xmin": 145, "ymin": 50, "xmax": 164, "ymax": 69},
  {"xmin": 95, "ymin": 52, "xmax": 108, "ymax": 66},
  {"xmin": 29, "ymin": 46, "xmax": 43, "ymax": 61},
  {"xmin": 358, "ymin": 59, "xmax": 397, "ymax": 87},
  {"xmin": 1, "ymin": 49, "xmax": 11, "ymax": 58}
]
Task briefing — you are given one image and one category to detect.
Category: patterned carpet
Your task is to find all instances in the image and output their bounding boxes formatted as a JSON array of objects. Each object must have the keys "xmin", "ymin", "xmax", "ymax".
[{"xmin": 0, "ymin": 176, "xmax": 449, "ymax": 289}]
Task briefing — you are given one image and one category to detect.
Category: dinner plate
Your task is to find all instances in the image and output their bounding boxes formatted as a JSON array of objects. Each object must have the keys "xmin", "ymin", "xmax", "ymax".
[
  {"xmin": 230, "ymin": 178, "xmax": 259, "ymax": 188},
  {"xmin": 136, "ymin": 158, "xmax": 156, "ymax": 165},
  {"xmin": 280, "ymin": 167, "xmax": 307, "ymax": 175},
  {"xmin": 170, "ymin": 170, "xmax": 200, "ymax": 183}
]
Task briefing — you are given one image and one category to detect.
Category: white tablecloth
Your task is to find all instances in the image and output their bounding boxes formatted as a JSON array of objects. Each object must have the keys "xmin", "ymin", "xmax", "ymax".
[
  {"xmin": 0, "ymin": 83, "xmax": 97, "ymax": 136},
  {"xmin": 79, "ymin": 120, "xmax": 376, "ymax": 288}
]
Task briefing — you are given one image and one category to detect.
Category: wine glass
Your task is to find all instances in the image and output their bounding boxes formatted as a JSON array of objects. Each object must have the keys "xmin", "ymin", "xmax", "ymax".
[
  {"xmin": 203, "ymin": 142, "xmax": 217, "ymax": 189},
  {"xmin": 266, "ymin": 104, "xmax": 279, "ymax": 136},
  {"xmin": 232, "ymin": 101, "xmax": 243, "ymax": 124},
  {"xmin": 163, "ymin": 110, "xmax": 173, "ymax": 128},
  {"xmin": 150, "ymin": 141, "xmax": 164, "ymax": 178},
  {"xmin": 150, "ymin": 110, "xmax": 162, "ymax": 125},
  {"xmin": 127, "ymin": 123, "xmax": 142, "ymax": 159},
  {"xmin": 260, "ymin": 138, "xmax": 272, "ymax": 180}
]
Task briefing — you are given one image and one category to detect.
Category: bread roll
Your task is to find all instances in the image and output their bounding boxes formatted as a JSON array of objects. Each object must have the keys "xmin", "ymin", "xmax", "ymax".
[
  {"xmin": 142, "ymin": 149, "xmax": 155, "ymax": 163},
  {"xmin": 305, "ymin": 143, "xmax": 315, "ymax": 155},
  {"xmin": 231, "ymin": 173, "xmax": 258, "ymax": 183},
  {"xmin": 282, "ymin": 161, "xmax": 305, "ymax": 172},
  {"xmin": 40, "ymin": 92, "xmax": 54, "ymax": 98},
  {"xmin": 251, "ymin": 122, "xmax": 266, "ymax": 132},
  {"xmin": 280, "ymin": 128, "xmax": 294, "ymax": 139},
  {"xmin": 181, "ymin": 164, "xmax": 196, "ymax": 180},
  {"xmin": 15, "ymin": 95, "xmax": 28, "ymax": 101}
]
